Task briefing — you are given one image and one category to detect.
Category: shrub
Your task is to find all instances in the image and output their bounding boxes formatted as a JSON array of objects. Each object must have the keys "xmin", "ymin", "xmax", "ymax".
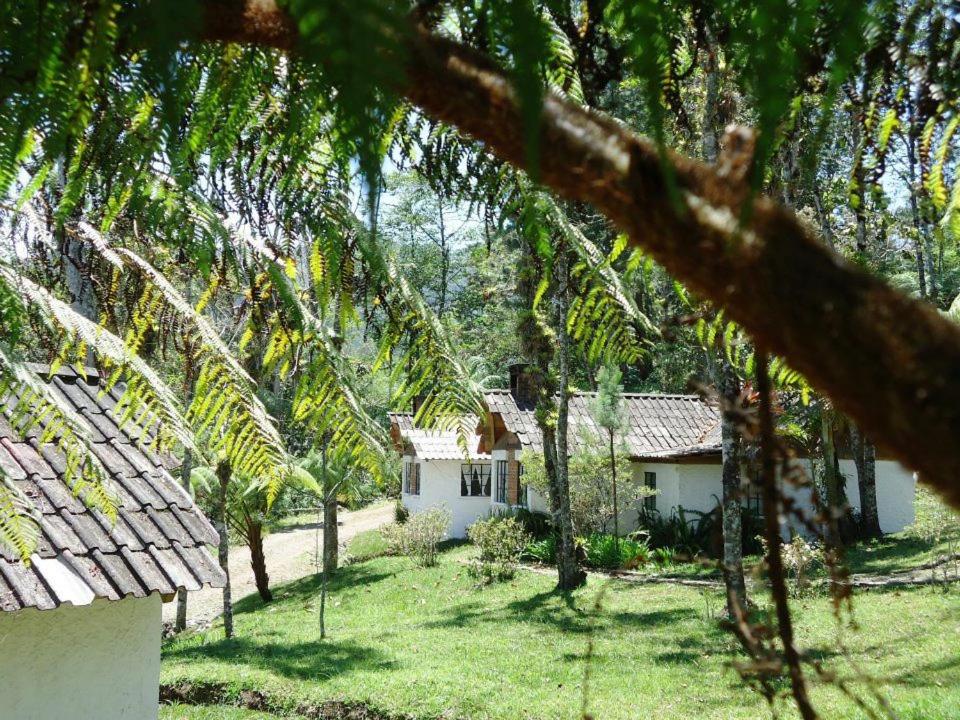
[
  {"xmin": 522, "ymin": 536, "xmax": 556, "ymax": 564},
  {"xmin": 651, "ymin": 547, "xmax": 675, "ymax": 567},
  {"xmin": 394, "ymin": 500, "xmax": 409, "ymax": 525},
  {"xmin": 381, "ymin": 505, "xmax": 451, "ymax": 567},
  {"xmin": 636, "ymin": 506, "xmax": 708, "ymax": 557},
  {"xmin": 491, "ymin": 506, "xmax": 553, "ymax": 539},
  {"xmin": 580, "ymin": 533, "xmax": 650, "ymax": 569},
  {"xmin": 467, "ymin": 516, "xmax": 531, "ymax": 583},
  {"xmin": 758, "ymin": 534, "xmax": 823, "ymax": 596}
]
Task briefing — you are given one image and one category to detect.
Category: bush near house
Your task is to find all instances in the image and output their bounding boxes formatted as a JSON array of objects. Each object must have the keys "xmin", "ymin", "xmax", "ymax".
[
  {"xmin": 467, "ymin": 516, "xmax": 531, "ymax": 583},
  {"xmin": 381, "ymin": 506, "xmax": 451, "ymax": 567}
]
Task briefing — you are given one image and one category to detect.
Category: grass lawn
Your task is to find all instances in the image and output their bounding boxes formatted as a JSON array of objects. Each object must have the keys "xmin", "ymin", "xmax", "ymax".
[
  {"xmin": 162, "ymin": 542, "xmax": 960, "ymax": 720},
  {"xmin": 161, "ymin": 705, "xmax": 282, "ymax": 719}
]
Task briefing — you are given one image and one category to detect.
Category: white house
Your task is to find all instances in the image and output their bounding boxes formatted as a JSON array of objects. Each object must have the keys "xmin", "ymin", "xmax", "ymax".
[
  {"xmin": 391, "ymin": 364, "xmax": 916, "ymax": 540},
  {"xmin": 0, "ymin": 365, "xmax": 225, "ymax": 720}
]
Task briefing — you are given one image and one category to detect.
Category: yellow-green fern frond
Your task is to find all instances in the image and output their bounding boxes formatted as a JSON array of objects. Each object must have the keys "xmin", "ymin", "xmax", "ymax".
[{"xmin": 0, "ymin": 351, "xmax": 119, "ymax": 528}]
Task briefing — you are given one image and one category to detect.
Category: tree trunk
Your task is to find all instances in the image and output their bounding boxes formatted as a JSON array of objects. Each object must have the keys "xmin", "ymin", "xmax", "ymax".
[
  {"xmin": 216, "ymin": 459, "xmax": 233, "ymax": 639},
  {"xmin": 175, "ymin": 447, "xmax": 194, "ymax": 631},
  {"xmin": 323, "ymin": 484, "xmax": 339, "ymax": 576},
  {"xmin": 851, "ymin": 426, "xmax": 882, "ymax": 539},
  {"xmin": 247, "ymin": 518, "xmax": 273, "ymax": 602},
  {"xmin": 820, "ymin": 406, "xmax": 845, "ymax": 548},
  {"xmin": 175, "ymin": 359, "xmax": 197, "ymax": 632},
  {"xmin": 719, "ymin": 362, "xmax": 747, "ymax": 615},
  {"xmin": 609, "ymin": 430, "xmax": 619, "ymax": 563},
  {"xmin": 554, "ymin": 248, "xmax": 586, "ymax": 590}
]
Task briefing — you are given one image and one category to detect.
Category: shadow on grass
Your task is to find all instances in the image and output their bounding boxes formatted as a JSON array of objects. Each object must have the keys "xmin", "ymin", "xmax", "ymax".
[
  {"xmin": 165, "ymin": 636, "xmax": 397, "ymax": 682},
  {"xmin": 232, "ymin": 563, "xmax": 397, "ymax": 616},
  {"xmin": 843, "ymin": 536, "xmax": 934, "ymax": 575}
]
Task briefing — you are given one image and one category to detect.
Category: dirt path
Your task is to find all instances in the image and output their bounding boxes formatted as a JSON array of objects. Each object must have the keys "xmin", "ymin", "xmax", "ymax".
[{"xmin": 163, "ymin": 502, "xmax": 394, "ymax": 628}]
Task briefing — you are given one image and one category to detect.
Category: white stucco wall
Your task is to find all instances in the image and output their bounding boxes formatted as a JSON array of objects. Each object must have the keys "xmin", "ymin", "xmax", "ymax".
[
  {"xmin": 794, "ymin": 458, "xmax": 916, "ymax": 535},
  {"xmin": 402, "ymin": 456, "xmax": 494, "ymax": 537},
  {"xmin": 628, "ymin": 462, "xmax": 681, "ymax": 526},
  {"xmin": 666, "ymin": 458, "xmax": 916, "ymax": 537},
  {"xmin": 0, "ymin": 593, "xmax": 161, "ymax": 720}
]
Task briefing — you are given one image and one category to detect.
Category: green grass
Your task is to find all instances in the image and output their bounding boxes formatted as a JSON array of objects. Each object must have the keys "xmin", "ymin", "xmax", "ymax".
[
  {"xmin": 161, "ymin": 704, "xmax": 284, "ymax": 719},
  {"xmin": 163, "ymin": 544, "xmax": 960, "ymax": 720},
  {"xmin": 843, "ymin": 532, "xmax": 955, "ymax": 575},
  {"xmin": 345, "ymin": 529, "xmax": 390, "ymax": 563}
]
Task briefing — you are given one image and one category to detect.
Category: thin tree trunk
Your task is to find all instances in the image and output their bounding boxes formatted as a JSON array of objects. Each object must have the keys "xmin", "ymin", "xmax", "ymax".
[
  {"xmin": 700, "ymin": 46, "xmax": 746, "ymax": 612},
  {"xmin": 555, "ymin": 248, "xmax": 586, "ymax": 590},
  {"xmin": 437, "ymin": 202, "xmax": 449, "ymax": 318},
  {"xmin": 319, "ymin": 444, "xmax": 329, "ymax": 639},
  {"xmin": 216, "ymin": 459, "xmax": 233, "ymax": 639},
  {"xmin": 756, "ymin": 352, "xmax": 818, "ymax": 720},
  {"xmin": 851, "ymin": 426, "xmax": 882, "ymax": 539},
  {"xmin": 175, "ymin": 356, "xmax": 197, "ymax": 632},
  {"xmin": 247, "ymin": 518, "xmax": 273, "ymax": 602},
  {"xmin": 174, "ymin": 448, "xmax": 194, "ymax": 630},
  {"xmin": 609, "ymin": 430, "xmax": 619, "ymax": 563},
  {"xmin": 820, "ymin": 405, "xmax": 844, "ymax": 549},
  {"xmin": 719, "ymin": 362, "xmax": 747, "ymax": 615},
  {"xmin": 908, "ymin": 101, "xmax": 937, "ymax": 301},
  {"xmin": 322, "ymin": 475, "xmax": 339, "ymax": 576}
]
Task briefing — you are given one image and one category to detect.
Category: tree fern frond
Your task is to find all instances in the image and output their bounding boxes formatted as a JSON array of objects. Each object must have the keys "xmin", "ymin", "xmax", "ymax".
[
  {"xmin": 0, "ymin": 267, "xmax": 196, "ymax": 455},
  {"xmin": 0, "ymin": 470, "xmax": 42, "ymax": 564},
  {"xmin": 0, "ymin": 349, "xmax": 118, "ymax": 526}
]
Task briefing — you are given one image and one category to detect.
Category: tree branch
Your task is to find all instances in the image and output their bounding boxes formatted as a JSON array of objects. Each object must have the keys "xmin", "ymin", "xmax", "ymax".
[{"xmin": 195, "ymin": 1, "xmax": 960, "ymax": 507}]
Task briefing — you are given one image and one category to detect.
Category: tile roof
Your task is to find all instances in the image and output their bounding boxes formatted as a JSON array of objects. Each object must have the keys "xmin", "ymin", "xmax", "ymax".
[
  {"xmin": 388, "ymin": 413, "xmax": 490, "ymax": 461},
  {"xmin": 0, "ymin": 364, "xmax": 225, "ymax": 612},
  {"xmin": 484, "ymin": 390, "xmax": 721, "ymax": 459}
]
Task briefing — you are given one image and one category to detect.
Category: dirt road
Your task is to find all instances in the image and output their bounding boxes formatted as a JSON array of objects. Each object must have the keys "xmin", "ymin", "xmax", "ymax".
[{"xmin": 163, "ymin": 502, "xmax": 394, "ymax": 627}]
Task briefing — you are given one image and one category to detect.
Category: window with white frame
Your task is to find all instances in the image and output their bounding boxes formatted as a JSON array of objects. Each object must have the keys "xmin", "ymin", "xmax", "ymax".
[
  {"xmin": 495, "ymin": 460, "xmax": 508, "ymax": 503},
  {"xmin": 461, "ymin": 463, "xmax": 491, "ymax": 497},
  {"xmin": 404, "ymin": 462, "xmax": 421, "ymax": 495}
]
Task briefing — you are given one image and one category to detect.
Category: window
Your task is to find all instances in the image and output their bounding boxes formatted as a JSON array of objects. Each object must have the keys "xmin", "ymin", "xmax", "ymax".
[
  {"xmin": 404, "ymin": 462, "xmax": 420, "ymax": 496},
  {"xmin": 743, "ymin": 481, "xmax": 763, "ymax": 515},
  {"xmin": 516, "ymin": 461, "xmax": 527, "ymax": 507},
  {"xmin": 495, "ymin": 460, "xmax": 508, "ymax": 503},
  {"xmin": 643, "ymin": 471, "xmax": 657, "ymax": 511},
  {"xmin": 461, "ymin": 463, "xmax": 491, "ymax": 497}
]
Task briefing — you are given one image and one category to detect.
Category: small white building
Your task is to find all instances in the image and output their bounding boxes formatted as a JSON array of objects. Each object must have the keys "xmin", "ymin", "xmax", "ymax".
[
  {"xmin": 0, "ymin": 365, "xmax": 225, "ymax": 720},
  {"xmin": 391, "ymin": 365, "xmax": 916, "ymax": 540}
]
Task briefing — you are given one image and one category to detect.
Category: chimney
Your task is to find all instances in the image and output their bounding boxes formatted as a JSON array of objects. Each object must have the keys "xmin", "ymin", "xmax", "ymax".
[
  {"xmin": 411, "ymin": 393, "xmax": 427, "ymax": 415},
  {"xmin": 508, "ymin": 362, "xmax": 535, "ymax": 407}
]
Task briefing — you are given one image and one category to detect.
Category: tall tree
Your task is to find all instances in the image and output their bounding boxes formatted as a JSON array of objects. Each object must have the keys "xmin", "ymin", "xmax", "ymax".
[
  {"xmin": 590, "ymin": 365, "xmax": 625, "ymax": 557},
  {"xmin": 215, "ymin": 458, "xmax": 234, "ymax": 639}
]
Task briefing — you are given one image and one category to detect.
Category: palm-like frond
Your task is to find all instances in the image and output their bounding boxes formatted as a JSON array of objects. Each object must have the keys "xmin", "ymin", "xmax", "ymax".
[
  {"xmin": 373, "ymin": 255, "xmax": 488, "ymax": 452},
  {"xmin": 539, "ymin": 195, "xmax": 657, "ymax": 366},
  {"xmin": 78, "ymin": 224, "xmax": 292, "ymax": 504},
  {"xmin": 255, "ymin": 269, "xmax": 391, "ymax": 483},
  {"xmin": 0, "ymin": 470, "xmax": 42, "ymax": 564},
  {"xmin": 0, "ymin": 267, "xmax": 197, "ymax": 454},
  {"xmin": 0, "ymin": 347, "xmax": 124, "ymax": 561}
]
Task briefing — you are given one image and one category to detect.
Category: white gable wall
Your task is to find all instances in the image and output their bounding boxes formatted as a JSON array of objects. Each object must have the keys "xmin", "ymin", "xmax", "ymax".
[
  {"xmin": 0, "ymin": 593, "xmax": 161, "ymax": 720},
  {"xmin": 402, "ymin": 456, "xmax": 493, "ymax": 537}
]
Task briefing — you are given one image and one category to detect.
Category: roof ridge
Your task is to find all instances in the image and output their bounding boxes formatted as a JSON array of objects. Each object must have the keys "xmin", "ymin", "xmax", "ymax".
[{"xmin": 483, "ymin": 388, "xmax": 707, "ymax": 400}]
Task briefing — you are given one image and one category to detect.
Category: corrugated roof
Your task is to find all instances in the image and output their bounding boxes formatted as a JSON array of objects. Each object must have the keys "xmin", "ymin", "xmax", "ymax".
[
  {"xmin": 388, "ymin": 413, "xmax": 490, "ymax": 461},
  {"xmin": 0, "ymin": 364, "xmax": 225, "ymax": 612},
  {"xmin": 484, "ymin": 390, "xmax": 721, "ymax": 459}
]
